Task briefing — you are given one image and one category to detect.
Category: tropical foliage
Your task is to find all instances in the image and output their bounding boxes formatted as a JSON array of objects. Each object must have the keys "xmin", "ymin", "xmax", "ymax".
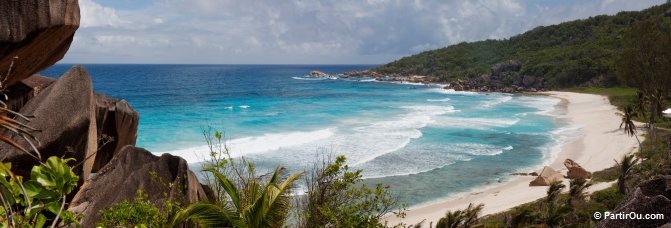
[
  {"xmin": 617, "ymin": 106, "xmax": 642, "ymax": 153},
  {"xmin": 170, "ymin": 130, "xmax": 302, "ymax": 227},
  {"xmin": 298, "ymin": 155, "xmax": 404, "ymax": 228},
  {"xmin": 615, "ymin": 154, "xmax": 639, "ymax": 194},
  {"xmin": 0, "ymin": 157, "xmax": 80, "ymax": 227},
  {"xmin": 616, "ymin": 12, "xmax": 671, "ymax": 143},
  {"xmin": 435, "ymin": 203, "xmax": 483, "ymax": 228},
  {"xmin": 375, "ymin": 3, "xmax": 671, "ymax": 89},
  {"xmin": 97, "ymin": 190, "xmax": 167, "ymax": 228}
]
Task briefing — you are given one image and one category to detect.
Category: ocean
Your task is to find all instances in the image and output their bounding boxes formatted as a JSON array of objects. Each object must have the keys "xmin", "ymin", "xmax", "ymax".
[{"xmin": 41, "ymin": 64, "xmax": 572, "ymax": 206}]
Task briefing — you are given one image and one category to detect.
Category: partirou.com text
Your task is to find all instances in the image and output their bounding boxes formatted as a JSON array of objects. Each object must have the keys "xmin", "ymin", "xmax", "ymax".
[{"xmin": 593, "ymin": 211, "xmax": 665, "ymax": 220}]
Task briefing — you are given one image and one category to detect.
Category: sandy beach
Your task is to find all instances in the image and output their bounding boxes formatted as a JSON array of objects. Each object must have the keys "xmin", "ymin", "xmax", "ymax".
[{"xmin": 386, "ymin": 91, "xmax": 642, "ymax": 226}]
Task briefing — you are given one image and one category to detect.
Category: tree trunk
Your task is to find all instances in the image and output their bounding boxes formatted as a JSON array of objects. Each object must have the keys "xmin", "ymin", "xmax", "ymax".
[
  {"xmin": 635, "ymin": 134, "xmax": 642, "ymax": 155},
  {"xmin": 649, "ymin": 100, "xmax": 656, "ymax": 152},
  {"xmin": 618, "ymin": 176, "xmax": 626, "ymax": 194}
]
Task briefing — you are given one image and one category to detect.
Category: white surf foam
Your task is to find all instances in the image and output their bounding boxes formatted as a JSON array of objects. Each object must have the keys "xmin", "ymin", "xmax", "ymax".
[
  {"xmin": 454, "ymin": 143, "xmax": 508, "ymax": 156},
  {"xmin": 427, "ymin": 98, "xmax": 451, "ymax": 102},
  {"xmin": 155, "ymin": 128, "xmax": 336, "ymax": 163},
  {"xmin": 481, "ymin": 95, "xmax": 513, "ymax": 108},
  {"xmin": 431, "ymin": 116, "xmax": 520, "ymax": 130},
  {"xmin": 292, "ymin": 76, "xmax": 325, "ymax": 80},
  {"xmin": 239, "ymin": 105, "xmax": 250, "ymax": 109},
  {"xmin": 429, "ymin": 88, "xmax": 479, "ymax": 95},
  {"xmin": 514, "ymin": 96, "xmax": 561, "ymax": 116}
]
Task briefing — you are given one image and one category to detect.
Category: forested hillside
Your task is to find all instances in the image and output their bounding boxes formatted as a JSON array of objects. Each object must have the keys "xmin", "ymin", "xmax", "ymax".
[{"xmin": 375, "ymin": 3, "xmax": 671, "ymax": 89}]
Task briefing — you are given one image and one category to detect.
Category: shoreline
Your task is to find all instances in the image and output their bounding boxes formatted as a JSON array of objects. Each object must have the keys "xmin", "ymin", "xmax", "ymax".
[{"xmin": 385, "ymin": 91, "xmax": 642, "ymax": 226}]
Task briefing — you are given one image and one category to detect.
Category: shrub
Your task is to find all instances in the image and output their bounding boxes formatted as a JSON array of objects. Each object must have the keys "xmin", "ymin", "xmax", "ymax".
[{"xmin": 97, "ymin": 190, "xmax": 165, "ymax": 228}]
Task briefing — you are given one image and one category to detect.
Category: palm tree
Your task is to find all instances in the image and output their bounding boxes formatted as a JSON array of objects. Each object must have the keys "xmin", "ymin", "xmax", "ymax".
[
  {"xmin": 617, "ymin": 106, "xmax": 642, "ymax": 154},
  {"xmin": 436, "ymin": 203, "xmax": 484, "ymax": 228},
  {"xmin": 546, "ymin": 181, "xmax": 565, "ymax": 204},
  {"xmin": 509, "ymin": 205, "xmax": 535, "ymax": 228},
  {"xmin": 615, "ymin": 154, "xmax": 639, "ymax": 194},
  {"xmin": 567, "ymin": 179, "xmax": 592, "ymax": 208},
  {"xmin": 634, "ymin": 91, "xmax": 648, "ymax": 120},
  {"xmin": 170, "ymin": 165, "xmax": 302, "ymax": 227},
  {"xmin": 540, "ymin": 203, "xmax": 569, "ymax": 227}
]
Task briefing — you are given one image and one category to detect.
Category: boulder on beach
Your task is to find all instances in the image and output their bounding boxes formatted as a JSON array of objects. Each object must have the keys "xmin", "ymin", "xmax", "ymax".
[
  {"xmin": 529, "ymin": 166, "xmax": 564, "ymax": 186},
  {"xmin": 68, "ymin": 145, "xmax": 210, "ymax": 227},
  {"xmin": 597, "ymin": 176, "xmax": 671, "ymax": 227},
  {"xmin": 0, "ymin": 0, "xmax": 80, "ymax": 87},
  {"xmin": 0, "ymin": 66, "xmax": 97, "ymax": 180},
  {"xmin": 564, "ymin": 159, "xmax": 591, "ymax": 179}
]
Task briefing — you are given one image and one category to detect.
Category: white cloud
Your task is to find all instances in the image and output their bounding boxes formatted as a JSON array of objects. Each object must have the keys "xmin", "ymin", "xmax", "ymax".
[
  {"xmin": 63, "ymin": 0, "xmax": 669, "ymax": 64},
  {"xmin": 79, "ymin": 0, "xmax": 126, "ymax": 28}
]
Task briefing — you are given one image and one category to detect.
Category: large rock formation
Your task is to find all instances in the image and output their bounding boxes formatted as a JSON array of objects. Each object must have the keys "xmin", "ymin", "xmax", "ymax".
[
  {"xmin": 3, "ymin": 75, "xmax": 56, "ymax": 111},
  {"xmin": 564, "ymin": 159, "xmax": 591, "ymax": 179},
  {"xmin": 91, "ymin": 94, "xmax": 139, "ymax": 173},
  {"xmin": 530, "ymin": 166, "xmax": 564, "ymax": 186},
  {"xmin": 69, "ymin": 146, "xmax": 210, "ymax": 227},
  {"xmin": 597, "ymin": 176, "xmax": 671, "ymax": 227},
  {"xmin": 0, "ymin": 66, "xmax": 97, "ymax": 180},
  {"xmin": 0, "ymin": 0, "xmax": 80, "ymax": 87}
]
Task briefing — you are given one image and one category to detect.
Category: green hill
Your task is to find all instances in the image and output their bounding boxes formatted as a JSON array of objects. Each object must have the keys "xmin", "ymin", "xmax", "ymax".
[{"xmin": 374, "ymin": 3, "xmax": 671, "ymax": 89}]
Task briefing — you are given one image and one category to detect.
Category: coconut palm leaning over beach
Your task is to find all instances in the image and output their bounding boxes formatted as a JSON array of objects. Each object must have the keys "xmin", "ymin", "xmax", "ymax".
[{"xmin": 618, "ymin": 106, "xmax": 642, "ymax": 154}]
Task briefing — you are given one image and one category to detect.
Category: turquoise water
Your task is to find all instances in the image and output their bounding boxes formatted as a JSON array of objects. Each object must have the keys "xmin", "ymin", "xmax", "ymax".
[{"xmin": 42, "ymin": 64, "xmax": 567, "ymax": 205}]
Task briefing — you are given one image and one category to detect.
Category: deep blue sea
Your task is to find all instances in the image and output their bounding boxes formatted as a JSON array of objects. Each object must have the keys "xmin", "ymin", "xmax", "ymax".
[{"xmin": 42, "ymin": 64, "xmax": 571, "ymax": 206}]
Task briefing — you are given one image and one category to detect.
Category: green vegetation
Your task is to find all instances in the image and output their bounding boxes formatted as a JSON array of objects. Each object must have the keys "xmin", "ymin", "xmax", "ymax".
[
  {"xmin": 98, "ymin": 191, "xmax": 167, "ymax": 228},
  {"xmin": 590, "ymin": 166, "xmax": 618, "ymax": 183},
  {"xmin": 436, "ymin": 203, "xmax": 483, "ymax": 228},
  {"xmin": 170, "ymin": 131, "xmax": 302, "ymax": 227},
  {"xmin": 298, "ymin": 155, "xmax": 404, "ymax": 228},
  {"xmin": 375, "ymin": 3, "xmax": 671, "ymax": 89},
  {"xmin": 0, "ymin": 157, "xmax": 80, "ymax": 227},
  {"xmin": 161, "ymin": 129, "xmax": 405, "ymax": 228}
]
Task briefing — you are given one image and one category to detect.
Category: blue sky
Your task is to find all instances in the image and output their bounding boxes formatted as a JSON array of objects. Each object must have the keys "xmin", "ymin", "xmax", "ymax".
[{"xmin": 64, "ymin": 0, "xmax": 667, "ymax": 64}]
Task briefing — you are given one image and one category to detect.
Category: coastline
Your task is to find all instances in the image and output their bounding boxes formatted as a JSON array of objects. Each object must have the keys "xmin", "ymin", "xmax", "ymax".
[{"xmin": 385, "ymin": 91, "xmax": 642, "ymax": 226}]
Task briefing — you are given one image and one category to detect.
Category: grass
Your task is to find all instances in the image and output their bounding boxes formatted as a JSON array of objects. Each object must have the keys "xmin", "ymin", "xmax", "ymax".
[{"xmin": 591, "ymin": 166, "xmax": 619, "ymax": 183}]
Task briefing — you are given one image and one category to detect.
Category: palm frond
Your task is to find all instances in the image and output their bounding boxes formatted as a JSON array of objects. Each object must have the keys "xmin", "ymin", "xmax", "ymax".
[{"xmin": 170, "ymin": 202, "xmax": 237, "ymax": 228}]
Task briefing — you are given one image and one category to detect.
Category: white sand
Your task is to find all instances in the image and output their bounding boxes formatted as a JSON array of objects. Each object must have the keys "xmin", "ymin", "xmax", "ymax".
[{"xmin": 385, "ymin": 91, "xmax": 642, "ymax": 226}]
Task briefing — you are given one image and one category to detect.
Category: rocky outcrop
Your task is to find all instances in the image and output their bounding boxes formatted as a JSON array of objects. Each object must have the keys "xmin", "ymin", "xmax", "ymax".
[
  {"xmin": 0, "ymin": 0, "xmax": 80, "ymax": 87},
  {"xmin": 3, "ymin": 75, "xmax": 56, "ymax": 112},
  {"xmin": 69, "ymin": 145, "xmax": 210, "ymax": 227},
  {"xmin": 446, "ymin": 60, "xmax": 545, "ymax": 93},
  {"xmin": 530, "ymin": 166, "xmax": 564, "ymax": 186},
  {"xmin": 309, "ymin": 71, "xmax": 329, "ymax": 77},
  {"xmin": 491, "ymin": 60, "xmax": 521, "ymax": 77},
  {"xmin": 0, "ymin": 66, "xmax": 97, "ymax": 180},
  {"xmin": 564, "ymin": 159, "xmax": 591, "ymax": 179},
  {"xmin": 91, "ymin": 94, "xmax": 139, "ymax": 173},
  {"xmin": 597, "ymin": 176, "xmax": 671, "ymax": 227}
]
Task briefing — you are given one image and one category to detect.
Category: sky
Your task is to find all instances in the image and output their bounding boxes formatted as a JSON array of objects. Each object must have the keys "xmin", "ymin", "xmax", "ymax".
[{"xmin": 63, "ymin": 0, "xmax": 668, "ymax": 64}]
